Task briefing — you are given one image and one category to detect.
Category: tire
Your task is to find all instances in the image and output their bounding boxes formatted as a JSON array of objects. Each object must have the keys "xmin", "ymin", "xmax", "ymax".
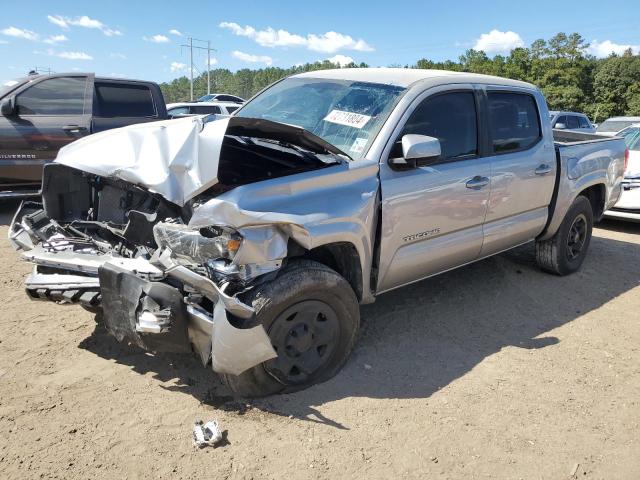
[
  {"xmin": 221, "ymin": 259, "xmax": 360, "ymax": 398},
  {"xmin": 536, "ymin": 195, "xmax": 593, "ymax": 276}
]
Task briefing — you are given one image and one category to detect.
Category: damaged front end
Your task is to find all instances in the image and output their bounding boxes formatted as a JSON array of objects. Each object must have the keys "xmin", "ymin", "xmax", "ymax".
[
  {"xmin": 9, "ymin": 164, "xmax": 279, "ymax": 374},
  {"xmin": 9, "ymin": 113, "xmax": 377, "ymax": 378}
]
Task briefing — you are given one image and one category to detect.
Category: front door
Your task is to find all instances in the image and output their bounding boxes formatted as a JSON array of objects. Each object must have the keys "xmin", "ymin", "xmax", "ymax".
[
  {"xmin": 0, "ymin": 75, "xmax": 93, "ymax": 190},
  {"xmin": 377, "ymin": 87, "xmax": 491, "ymax": 293}
]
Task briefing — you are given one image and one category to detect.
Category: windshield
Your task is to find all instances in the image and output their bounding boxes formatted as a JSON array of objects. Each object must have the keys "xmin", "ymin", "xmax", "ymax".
[
  {"xmin": 619, "ymin": 126, "xmax": 640, "ymax": 151},
  {"xmin": 236, "ymin": 77, "xmax": 407, "ymax": 159},
  {"xmin": 198, "ymin": 94, "xmax": 215, "ymax": 102},
  {"xmin": 597, "ymin": 120, "xmax": 638, "ymax": 133}
]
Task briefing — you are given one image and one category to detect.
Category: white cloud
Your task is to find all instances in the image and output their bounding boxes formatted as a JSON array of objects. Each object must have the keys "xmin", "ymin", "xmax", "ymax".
[
  {"xmin": 110, "ymin": 52, "xmax": 127, "ymax": 59},
  {"xmin": 144, "ymin": 34, "xmax": 170, "ymax": 43},
  {"xmin": 47, "ymin": 15, "xmax": 122, "ymax": 36},
  {"xmin": 1, "ymin": 26, "xmax": 39, "ymax": 41},
  {"xmin": 587, "ymin": 39, "xmax": 640, "ymax": 58},
  {"xmin": 473, "ymin": 29, "xmax": 524, "ymax": 55},
  {"xmin": 43, "ymin": 34, "xmax": 68, "ymax": 44},
  {"xmin": 232, "ymin": 50, "xmax": 273, "ymax": 65},
  {"xmin": 169, "ymin": 29, "xmax": 182, "ymax": 36},
  {"xmin": 38, "ymin": 48, "xmax": 93, "ymax": 60},
  {"xmin": 307, "ymin": 32, "xmax": 372, "ymax": 53},
  {"xmin": 327, "ymin": 54, "xmax": 354, "ymax": 66},
  {"xmin": 220, "ymin": 22, "xmax": 373, "ymax": 53},
  {"xmin": 170, "ymin": 61, "xmax": 186, "ymax": 72}
]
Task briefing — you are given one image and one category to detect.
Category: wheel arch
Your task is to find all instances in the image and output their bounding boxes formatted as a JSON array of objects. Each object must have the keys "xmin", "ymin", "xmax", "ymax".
[{"xmin": 290, "ymin": 241, "xmax": 364, "ymax": 302}]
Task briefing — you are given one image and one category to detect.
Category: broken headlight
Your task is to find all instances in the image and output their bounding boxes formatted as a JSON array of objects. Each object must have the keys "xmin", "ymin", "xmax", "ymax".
[{"xmin": 153, "ymin": 222, "xmax": 242, "ymax": 264}]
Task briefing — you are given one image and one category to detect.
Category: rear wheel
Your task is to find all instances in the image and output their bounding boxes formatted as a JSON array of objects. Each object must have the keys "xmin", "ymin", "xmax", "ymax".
[
  {"xmin": 536, "ymin": 195, "xmax": 593, "ymax": 275},
  {"xmin": 221, "ymin": 260, "xmax": 360, "ymax": 397}
]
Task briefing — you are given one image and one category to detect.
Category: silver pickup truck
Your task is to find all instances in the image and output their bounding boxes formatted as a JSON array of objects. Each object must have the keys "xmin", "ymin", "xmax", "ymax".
[{"xmin": 9, "ymin": 69, "xmax": 626, "ymax": 397}]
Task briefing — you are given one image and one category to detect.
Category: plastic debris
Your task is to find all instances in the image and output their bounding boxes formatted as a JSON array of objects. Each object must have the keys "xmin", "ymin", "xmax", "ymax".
[{"xmin": 193, "ymin": 419, "xmax": 223, "ymax": 448}]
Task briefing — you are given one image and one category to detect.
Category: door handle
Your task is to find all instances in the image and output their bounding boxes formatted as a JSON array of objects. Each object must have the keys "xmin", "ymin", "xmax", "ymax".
[
  {"xmin": 62, "ymin": 125, "xmax": 87, "ymax": 133},
  {"xmin": 535, "ymin": 164, "xmax": 552, "ymax": 175},
  {"xmin": 465, "ymin": 176, "xmax": 490, "ymax": 190}
]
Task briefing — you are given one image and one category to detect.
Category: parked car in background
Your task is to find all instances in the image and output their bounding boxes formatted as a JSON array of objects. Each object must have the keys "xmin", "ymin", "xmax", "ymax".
[
  {"xmin": 596, "ymin": 116, "xmax": 640, "ymax": 136},
  {"xmin": 0, "ymin": 73, "xmax": 167, "ymax": 198},
  {"xmin": 604, "ymin": 123, "xmax": 640, "ymax": 222},
  {"xmin": 549, "ymin": 111, "xmax": 595, "ymax": 133},
  {"xmin": 197, "ymin": 93, "xmax": 245, "ymax": 103},
  {"xmin": 167, "ymin": 101, "xmax": 241, "ymax": 118},
  {"xmin": 9, "ymin": 68, "xmax": 626, "ymax": 397}
]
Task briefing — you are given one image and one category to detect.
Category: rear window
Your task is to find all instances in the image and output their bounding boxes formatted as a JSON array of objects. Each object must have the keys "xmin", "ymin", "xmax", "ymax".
[
  {"xmin": 94, "ymin": 82, "xmax": 156, "ymax": 118},
  {"xmin": 487, "ymin": 92, "xmax": 541, "ymax": 153},
  {"xmin": 597, "ymin": 120, "xmax": 637, "ymax": 133},
  {"xmin": 620, "ymin": 127, "xmax": 640, "ymax": 151}
]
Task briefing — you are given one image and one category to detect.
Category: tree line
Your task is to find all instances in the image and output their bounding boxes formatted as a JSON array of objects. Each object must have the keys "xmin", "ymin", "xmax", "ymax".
[{"xmin": 160, "ymin": 32, "xmax": 640, "ymax": 123}]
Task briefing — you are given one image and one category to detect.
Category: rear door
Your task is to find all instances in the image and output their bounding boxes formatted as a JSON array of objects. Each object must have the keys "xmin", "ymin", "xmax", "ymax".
[
  {"xmin": 91, "ymin": 81, "xmax": 161, "ymax": 133},
  {"xmin": 479, "ymin": 87, "xmax": 556, "ymax": 257},
  {"xmin": 377, "ymin": 85, "xmax": 491, "ymax": 293},
  {"xmin": 0, "ymin": 75, "xmax": 93, "ymax": 190}
]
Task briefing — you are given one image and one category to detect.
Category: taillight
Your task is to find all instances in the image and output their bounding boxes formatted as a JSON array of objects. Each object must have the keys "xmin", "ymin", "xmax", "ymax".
[{"xmin": 624, "ymin": 148, "xmax": 629, "ymax": 172}]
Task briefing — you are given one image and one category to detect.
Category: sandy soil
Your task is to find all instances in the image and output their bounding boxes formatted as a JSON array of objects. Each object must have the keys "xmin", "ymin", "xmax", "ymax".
[{"xmin": 0, "ymin": 200, "xmax": 639, "ymax": 479}]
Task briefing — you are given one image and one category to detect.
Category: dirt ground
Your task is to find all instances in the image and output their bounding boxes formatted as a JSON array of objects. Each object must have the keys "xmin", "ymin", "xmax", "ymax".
[{"xmin": 0, "ymin": 201, "xmax": 639, "ymax": 480}]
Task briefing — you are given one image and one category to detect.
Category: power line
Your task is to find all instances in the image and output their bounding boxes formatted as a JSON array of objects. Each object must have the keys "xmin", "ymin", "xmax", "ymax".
[{"xmin": 180, "ymin": 37, "xmax": 216, "ymax": 101}]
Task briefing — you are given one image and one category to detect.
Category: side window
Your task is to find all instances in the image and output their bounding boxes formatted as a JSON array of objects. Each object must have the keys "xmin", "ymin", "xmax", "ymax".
[
  {"xmin": 554, "ymin": 115, "xmax": 567, "ymax": 127},
  {"xmin": 168, "ymin": 106, "xmax": 189, "ymax": 116},
  {"xmin": 94, "ymin": 82, "xmax": 156, "ymax": 118},
  {"xmin": 578, "ymin": 116, "xmax": 591, "ymax": 128},
  {"xmin": 226, "ymin": 106, "xmax": 239, "ymax": 114},
  {"xmin": 400, "ymin": 91, "xmax": 478, "ymax": 160},
  {"xmin": 566, "ymin": 115, "xmax": 580, "ymax": 129},
  {"xmin": 16, "ymin": 77, "xmax": 86, "ymax": 115},
  {"xmin": 487, "ymin": 92, "xmax": 541, "ymax": 153},
  {"xmin": 190, "ymin": 105, "xmax": 221, "ymax": 115}
]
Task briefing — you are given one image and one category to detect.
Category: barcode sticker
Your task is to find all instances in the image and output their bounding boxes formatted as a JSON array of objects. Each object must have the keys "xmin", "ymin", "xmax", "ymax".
[{"xmin": 323, "ymin": 110, "xmax": 372, "ymax": 129}]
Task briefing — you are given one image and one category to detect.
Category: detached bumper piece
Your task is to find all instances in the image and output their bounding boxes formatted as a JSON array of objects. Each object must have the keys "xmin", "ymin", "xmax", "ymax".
[
  {"xmin": 98, "ymin": 263, "xmax": 191, "ymax": 353},
  {"xmin": 25, "ymin": 269, "xmax": 101, "ymax": 308}
]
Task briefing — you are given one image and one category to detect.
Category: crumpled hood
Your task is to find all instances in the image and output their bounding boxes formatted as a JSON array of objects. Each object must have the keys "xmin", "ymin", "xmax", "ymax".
[
  {"xmin": 54, "ymin": 115, "xmax": 347, "ymax": 207},
  {"xmin": 55, "ymin": 116, "xmax": 229, "ymax": 207}
]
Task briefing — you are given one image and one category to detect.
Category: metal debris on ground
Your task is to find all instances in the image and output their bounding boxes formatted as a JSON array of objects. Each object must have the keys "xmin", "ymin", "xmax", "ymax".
[{"xmin": 193, "ymin": 419, "xmax": 223, "ymax": 448}]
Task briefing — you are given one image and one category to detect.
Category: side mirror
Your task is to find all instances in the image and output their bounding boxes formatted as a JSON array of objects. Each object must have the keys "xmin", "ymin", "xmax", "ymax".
[
  {"xmin": 555, "ymin": 123, "xmax": 566, "ymax": 130},
  {"xmin": 389, "ymin": 134, "xmax": 441, "ymax": 169},
  {"xmin": 0, "ymin": 96, "xmax": 16, "ymax": 116}
]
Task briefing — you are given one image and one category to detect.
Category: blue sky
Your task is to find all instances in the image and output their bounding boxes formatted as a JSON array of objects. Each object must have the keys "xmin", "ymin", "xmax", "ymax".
[{"xmin": 1, "ymin": 0, "xmax": 639, "ymax": 84}]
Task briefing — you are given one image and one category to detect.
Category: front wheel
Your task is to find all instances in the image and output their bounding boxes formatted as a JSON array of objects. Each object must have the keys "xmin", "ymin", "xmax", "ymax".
[
  {"xmin": 221, "ymin": 260, "xmax": 360, "ymax": 397},
  {"xmin": 536, "ymin": 195, "xmax": 594, "ymax": 275}
]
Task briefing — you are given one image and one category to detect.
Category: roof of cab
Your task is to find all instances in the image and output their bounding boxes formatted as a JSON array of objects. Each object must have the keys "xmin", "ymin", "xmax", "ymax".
[{"xmin": 293, "ymin": 68, "xmax": 536, "ymax": 90}]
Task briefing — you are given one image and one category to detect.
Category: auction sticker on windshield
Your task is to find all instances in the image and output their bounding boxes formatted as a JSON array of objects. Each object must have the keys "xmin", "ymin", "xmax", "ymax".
[{"xmin": 323, "ymin": 110, "xmax": 372, "ymax": 129}]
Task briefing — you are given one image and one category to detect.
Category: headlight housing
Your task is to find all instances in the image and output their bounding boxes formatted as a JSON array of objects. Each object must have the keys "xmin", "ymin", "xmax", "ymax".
[{"xmin": 153, "ymin": 222, "xmax": 242, "ymax": 264}]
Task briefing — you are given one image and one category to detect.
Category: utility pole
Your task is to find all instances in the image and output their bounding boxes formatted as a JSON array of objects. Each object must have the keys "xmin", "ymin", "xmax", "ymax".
[{"xmin": 180, "ymin": 38, "xmax": 216, "ymax": 101}]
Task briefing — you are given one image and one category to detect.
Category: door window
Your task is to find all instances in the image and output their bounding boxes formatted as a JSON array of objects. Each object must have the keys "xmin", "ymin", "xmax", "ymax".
[
  {"xmin": 566, "ymin": 115, "xmax": 580, "ymax": 129},
  {"xmin": 578, "ymin": 116, "xmax": 591, "ymax": 128},
  {"xmin": 487, "ymin": 92, "xmax": 541, "ymax": 153},
  {"xmin": 16, "ymin": 77, "xmax": 87, "ymax": 115},
  {"xmin": 94, "ymin": 82, "xmax": 156, "ymax": 117},
  {"xmin": 554, "ymin": 115, "xmax": 567, "ymax": 128},
  {"xmin": 400, "ymin": 91, "xmax": 478, "ymax": 160}
]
